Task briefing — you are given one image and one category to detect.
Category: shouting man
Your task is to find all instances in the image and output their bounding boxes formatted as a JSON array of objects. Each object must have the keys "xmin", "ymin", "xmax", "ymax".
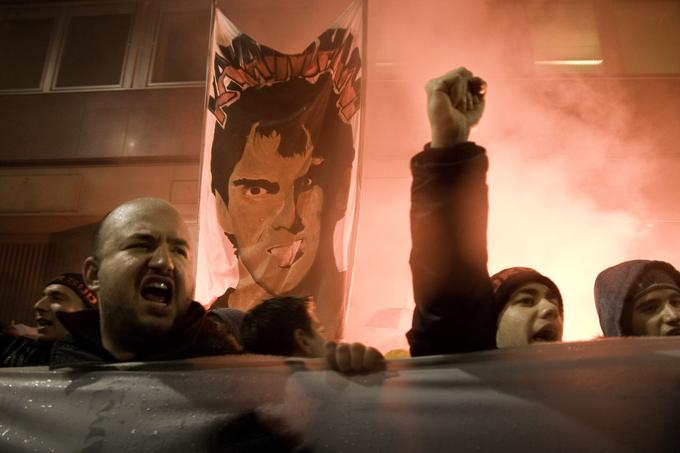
[{"xmin": 51, "ymin": 198, "xmax": 241, "ymax": 368}]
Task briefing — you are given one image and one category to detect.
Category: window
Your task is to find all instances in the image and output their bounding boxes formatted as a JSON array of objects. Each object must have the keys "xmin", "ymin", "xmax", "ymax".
[
  {"xmin": 149, "ymin": 11, "xmax": 209, "ymax": 84},
  {"xmin": 0, "ymin": 16, "xmax": 54, "ymax": 90},
  {"xmin": 55, "ymin": 13, "xmax": 133, "ymax": 88},
  {"xmin": 0, "ymin": 0, "xmax": 211, "ymax": 92}
]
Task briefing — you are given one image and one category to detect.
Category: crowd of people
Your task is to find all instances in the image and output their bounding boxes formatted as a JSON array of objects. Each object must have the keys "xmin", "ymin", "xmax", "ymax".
[
  {"xmin": 1, "ymin": 67, "xmax": 679, "ymax": 372},
  {"xmin": 405, "ymin": 67, "xmax": 680, "ymax": 356}
]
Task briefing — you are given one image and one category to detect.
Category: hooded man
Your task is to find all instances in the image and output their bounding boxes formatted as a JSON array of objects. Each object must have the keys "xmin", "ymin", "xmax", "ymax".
[
  {"xmin": 491, "ymin": 267, "xmax": 564, "ymax": 348},
  {"xmin": 594, "ymin": 260, "xmax": 680, "ymax": 337}
]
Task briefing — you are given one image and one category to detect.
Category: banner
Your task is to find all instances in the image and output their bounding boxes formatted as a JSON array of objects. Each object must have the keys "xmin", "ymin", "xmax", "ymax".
[
  {"xmin": 1, "ymin": 338, "xmax": 679, "ymax": 452},
  {"xmin": 196, "ymin": 1, "xmax": 365, "ymax": 339}
]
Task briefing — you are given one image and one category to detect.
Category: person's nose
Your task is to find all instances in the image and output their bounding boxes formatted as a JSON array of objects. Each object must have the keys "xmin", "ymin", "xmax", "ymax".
[
  {"xmin": 537, "ymin": 298, "xmax": 559, "ymax": 320},
  {"xmin": 272, "ymin": 191, "xmax": 303, "ymax": 233},
  {"xmin": 34, "ymin": 296, "xmax": 49, "ymax": 313},
  {"xmin": 148, "ymin": 243, "xmax": 174, "ymax": 273},
  {"xmin": 662, "ymin": 301, "xmax": 680, "ymax": 325}
]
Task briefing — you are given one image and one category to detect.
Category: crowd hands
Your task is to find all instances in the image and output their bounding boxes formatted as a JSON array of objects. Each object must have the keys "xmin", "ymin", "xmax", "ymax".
[{"xmin": 2, "ymin": 67, "xmax": 679, "ymax": 374}]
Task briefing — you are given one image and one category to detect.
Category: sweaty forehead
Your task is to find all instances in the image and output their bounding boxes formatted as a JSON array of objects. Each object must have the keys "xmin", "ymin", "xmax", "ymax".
[{"xmin": 101, "ymin": 202, "xmax": 189, "ymax": 245}]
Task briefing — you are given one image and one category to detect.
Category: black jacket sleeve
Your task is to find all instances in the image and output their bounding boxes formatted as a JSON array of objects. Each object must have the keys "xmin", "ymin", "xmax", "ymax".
[{"xmin": 406, "ymin": 142, "xmax": 496, "ymax": 356}]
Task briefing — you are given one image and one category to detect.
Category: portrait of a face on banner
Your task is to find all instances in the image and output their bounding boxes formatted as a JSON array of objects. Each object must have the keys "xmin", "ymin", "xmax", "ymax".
[{"xmin": 196, "ymin": 2, "xmax": 364, "ymax": 339}]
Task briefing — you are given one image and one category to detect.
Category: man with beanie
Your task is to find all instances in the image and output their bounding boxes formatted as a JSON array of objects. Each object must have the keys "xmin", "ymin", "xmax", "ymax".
[
  {"xmin": 406, "ymin": 67, "xmax": 564, "ymax": 355},
  {"xmin": 491, "ymin": 267, "xmax": 563, "ymax": 348},
  {"xmin": 406, "ymin": 67, "xmax": 494, "ymax": 356},
  {"xmin": 1, "ymin": 272, "xmax": 97, "ymax": 367},
  {"xmin": 594, "ymin": 260, "xmax": 680, "ymax": 337},
  {"xmin": 35, "ymin": 273, "xmax": 98, "ymax": 342}
]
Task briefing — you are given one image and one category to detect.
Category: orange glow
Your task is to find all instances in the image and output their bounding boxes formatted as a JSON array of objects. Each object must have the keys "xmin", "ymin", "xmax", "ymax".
[
  {"xmin": 535, "ymin": 59, "xmax": 604, "ymax": 66},
  {"xmin": 340, "ymin": 0, "xmax": 680, "ymax": 352},
  {"xmin": 198, "ymin": 1, "xmax": 680, "ymax": 354}
]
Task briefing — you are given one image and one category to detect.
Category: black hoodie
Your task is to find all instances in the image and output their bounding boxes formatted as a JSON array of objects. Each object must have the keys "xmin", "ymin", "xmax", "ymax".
[{"xmin": 594, "ymin": 260, "xmax": 680, "ymax": 336}]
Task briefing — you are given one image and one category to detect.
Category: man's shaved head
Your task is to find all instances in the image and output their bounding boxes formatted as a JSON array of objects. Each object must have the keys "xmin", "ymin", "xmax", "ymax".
[
  {"xmin": 84, "ymin": 197, "xmax": 195, "ymax": 359},
  {"xmin": 92, "ymin": 198, "xmax": 180, "ymax": 259}
]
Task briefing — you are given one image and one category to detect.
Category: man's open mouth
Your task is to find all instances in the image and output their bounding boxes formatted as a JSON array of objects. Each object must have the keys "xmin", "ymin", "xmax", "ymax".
[
  {"xmin": 531, "ymin": 325, "xmax": 559, "ymax": 343},
  {"xmin": 35, "ymin": 318, "xmax": 52, "ymax": 327},
  {"xmin": 140, "ymin": 278, "xmax": 173, "ymax": 305},
  {"xmin": 267, "ymin": 239, "xmax": 303, "ymax": 268}
]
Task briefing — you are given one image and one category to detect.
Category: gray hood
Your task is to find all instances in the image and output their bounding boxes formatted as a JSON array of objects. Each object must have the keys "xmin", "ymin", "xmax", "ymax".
[{"xmin": 594, "ymin": 260, "xmax": 680, "ymax": 336}]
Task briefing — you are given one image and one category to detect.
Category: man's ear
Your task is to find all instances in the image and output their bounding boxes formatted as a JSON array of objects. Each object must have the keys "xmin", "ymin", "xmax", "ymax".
[
  {"xmin": 83, "ymin": 256, "xmax": 101, "ymax": 292},
  {"xmin": 214, "ymin": 191, "xmax": 234, "ymax": 235},
  {"xmin": 293, "ymin": 328, "xmax": 313, "ymax": 357}
]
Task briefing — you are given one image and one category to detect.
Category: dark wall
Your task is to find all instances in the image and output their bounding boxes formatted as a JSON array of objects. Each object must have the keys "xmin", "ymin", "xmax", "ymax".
[{"xmin": 0, "ymin": 88, "xmax": 204, "ymax": 163}]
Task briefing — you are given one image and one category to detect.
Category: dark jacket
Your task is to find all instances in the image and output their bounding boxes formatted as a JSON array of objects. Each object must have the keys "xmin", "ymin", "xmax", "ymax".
[
  {"xmin": 594, "ymin": 260, "xmax": 680, "ymax": 336},
  {"xmin": 0, "ymin": 333, "xmax": 52, "ymax": 367},
  {"xmin": 50, "ymin": 302, "xmax": 242, "ymax": 369},
  {"xmin": 407, "ymin": 143, "xmax": 496, "ymax": 356},
  {"xmin": 207, "ymin": 307, "xmax": 246, "ymax": 347}
]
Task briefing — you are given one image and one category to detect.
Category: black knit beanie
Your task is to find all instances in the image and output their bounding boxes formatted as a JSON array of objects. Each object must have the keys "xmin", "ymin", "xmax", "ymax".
[
  {"xmin": 490, "ymin": 267, "xmax": 563, "ymax": 322},
  {"xmin": 47, "ymin": 273, "xmax": 98, "ymax": 308}
]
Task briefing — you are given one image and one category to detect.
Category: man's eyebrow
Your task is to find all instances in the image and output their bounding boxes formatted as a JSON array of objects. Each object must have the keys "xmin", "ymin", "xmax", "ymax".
[
  {"xmin": 169, "ymin": 237, "xmax": 190, "ymax": 248},
  {"xmin": 127, "ymin": 233, "xmax": 157, "ymax": 243},
  {"xmin": 232, "ymin": 178, "xmax": 279, "ymax": 192},
  {"xmin": 636, "ymin": 298, "xmax": 661, "ymax": 309},
  {"xmin": 515, "ymin": 288, "xmax": 539, "ymax": 297},
  {"xmin": 127, "ymin": 233, "xmax": 188, "ymax": 248}
]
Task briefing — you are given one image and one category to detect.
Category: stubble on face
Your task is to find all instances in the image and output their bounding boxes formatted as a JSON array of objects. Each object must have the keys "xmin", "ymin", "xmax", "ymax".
[{"xmin": 89, "ymin": 198, "xmax": 195, "ymax": 357}]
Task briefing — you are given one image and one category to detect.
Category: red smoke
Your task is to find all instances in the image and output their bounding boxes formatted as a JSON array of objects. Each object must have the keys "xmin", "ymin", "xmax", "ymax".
[{"xmin": 216, "ymin": 0, "xmax": 680, "ymax": 351}]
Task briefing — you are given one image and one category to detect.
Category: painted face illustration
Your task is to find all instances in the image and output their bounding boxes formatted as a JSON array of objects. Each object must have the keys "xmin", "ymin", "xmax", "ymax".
[{"xmin": 216, "ymin": 124, "xmax": 324, "ymax": 296}]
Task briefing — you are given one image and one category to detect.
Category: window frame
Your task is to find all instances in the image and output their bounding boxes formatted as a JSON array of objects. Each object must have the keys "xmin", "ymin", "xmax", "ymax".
[
  {"xmin": 49, "ymin": 1, "xmax": 140, "ymax": 92},
  {"xmin": 134, "ymin": 0, "xmax": 210, "ymax": 89},
  {"xmin": 0, "ymin": 5, "xmax": 61, "ymax": 94}
]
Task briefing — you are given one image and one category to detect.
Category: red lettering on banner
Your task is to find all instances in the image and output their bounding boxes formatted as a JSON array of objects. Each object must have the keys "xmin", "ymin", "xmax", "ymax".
[
  {"xmin": 275, "ymin": 54, "xmax": 289, "ymax": 81},
  {"xmin": 254, "ymin": 58, "xmax": 273, "ymax": 80},
  {"xmin": 210, "ymin": 29, "xmax": 362, "ymax": 126},
  {"xmin": 289, "ymin": 54, "xmax": 306, "ymax": 79}
]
